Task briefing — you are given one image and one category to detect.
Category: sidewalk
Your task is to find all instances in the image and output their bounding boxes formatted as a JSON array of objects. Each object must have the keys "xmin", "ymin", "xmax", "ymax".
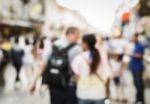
[{"xmin": 0, "ymin": 66, "xmax": 150, "ymax": 104}]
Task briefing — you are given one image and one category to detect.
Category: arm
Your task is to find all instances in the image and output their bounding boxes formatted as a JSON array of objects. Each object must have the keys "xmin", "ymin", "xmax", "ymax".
[
  {"xmin": 119, "ymin": 63, "xmax": 124, "ymax": 76},
  {"xmin": 131, "ymin": 53, "xmax": 143, "ymax": 59},
  {"xmin": 34, "ymin": 62, "xmax": 46, "ymax": 84},
  {"xmin": 71, "ymin": 55, "xmax": 81, "ymax": 83},
  {"xmin": 129, "ymin": 44, "xmax": 144, "ymax": 59}
]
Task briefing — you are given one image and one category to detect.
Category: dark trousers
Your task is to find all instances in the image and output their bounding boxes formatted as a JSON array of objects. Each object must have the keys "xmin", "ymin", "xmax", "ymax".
[
  {"xmin": 132, "ymin": 70, "xmax": 145, "ymax": 103},
  {"xmin": 78, "ymin": 98, "xmax": 105, "ymax": 104},
  {"xmin": 13, "ymin": 63, "xmax": 22, "ymax": 82},
  {"xmin": 0, "ymin": 61, "xmax": 9, "ymax": 87},
  {"xmin": 50, "ymin": 86, "xmax": 77, "ymax": 104}
]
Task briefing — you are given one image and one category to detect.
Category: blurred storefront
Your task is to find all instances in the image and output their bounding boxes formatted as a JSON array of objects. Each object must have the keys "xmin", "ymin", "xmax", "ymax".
[{"xmin": 0, "ymin": 0, "xmax": 91, "ymax": 38}]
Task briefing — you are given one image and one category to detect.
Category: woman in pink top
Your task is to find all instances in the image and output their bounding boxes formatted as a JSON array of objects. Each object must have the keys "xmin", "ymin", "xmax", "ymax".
[{"xmin": 71, "ymin": 34, "xmax": 112, "ymax": 104}]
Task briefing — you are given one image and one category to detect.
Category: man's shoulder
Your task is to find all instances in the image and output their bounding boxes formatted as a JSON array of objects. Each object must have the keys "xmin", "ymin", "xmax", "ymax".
[
  {"xmin": 54, "ymin": 38, "xmax": 65, "ymax": 45},
  {"xmin": 70, "ymin": 44, "xmax": 82, "ymax": 52},
  {"xmin": 54, "ymin": 38, "xmax": 68, "ymax": 47}
]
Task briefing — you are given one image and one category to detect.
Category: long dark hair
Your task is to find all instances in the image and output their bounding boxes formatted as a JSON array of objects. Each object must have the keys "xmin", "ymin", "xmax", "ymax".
[{"xmin": 82, "ymin": 34, "xmax": 101, "ymax": 74}]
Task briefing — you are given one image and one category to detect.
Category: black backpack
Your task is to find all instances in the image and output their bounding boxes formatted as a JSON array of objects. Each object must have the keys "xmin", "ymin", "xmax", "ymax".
[{"xmin": 42, "ymin": 43, "xmax": 76, "ymax": 89}]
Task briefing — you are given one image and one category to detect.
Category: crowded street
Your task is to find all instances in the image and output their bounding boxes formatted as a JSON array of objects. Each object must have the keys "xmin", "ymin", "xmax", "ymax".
[
  {"xmin": 0, "ymin": 67, "xmax": 150, "ymax": 104},
  {"xmin": 0, "ymin": 0, "xmax": 150, "ymax": 104}
]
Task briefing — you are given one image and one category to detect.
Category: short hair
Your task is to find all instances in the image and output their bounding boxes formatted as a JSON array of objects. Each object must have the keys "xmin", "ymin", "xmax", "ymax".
[
  {"xmin": 66, "ymin": 27, "xmax": 79, "ymax": 36},
  {"xmin": 14, "ymin": 36, "xmax": 19, "ymax": 44}
]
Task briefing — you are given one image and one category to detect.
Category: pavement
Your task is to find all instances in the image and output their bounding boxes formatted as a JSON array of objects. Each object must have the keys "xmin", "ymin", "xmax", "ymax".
[
  {"xmin": 0, "ymin": 90, "xmax": 49, "ymax": 104},
  {"xmin": 0, "ymin": 65, "xmax": 150, "ymax": 104}
]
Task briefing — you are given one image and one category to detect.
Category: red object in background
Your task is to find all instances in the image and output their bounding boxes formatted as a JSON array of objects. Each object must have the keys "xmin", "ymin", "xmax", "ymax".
[{"xmin": 121, "ymin": 11, "xmax": 130, "ymax": 23}]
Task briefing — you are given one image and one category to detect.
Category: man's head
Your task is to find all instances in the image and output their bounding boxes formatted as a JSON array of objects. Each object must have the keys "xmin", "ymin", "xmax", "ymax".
[
  {"xmin": 132, "ymin": 33, "xmax": 139, "ymax": 43},
  {"xmin": 66, "ymin": 27, "xmax": 80, "ymax": 43}
]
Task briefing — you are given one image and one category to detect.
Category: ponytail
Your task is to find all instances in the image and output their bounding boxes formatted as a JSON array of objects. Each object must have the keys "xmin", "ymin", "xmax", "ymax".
[
  {"xmin": 82, "ymin": 34, "xmax": 101, "ymax": 74},
  {"xmin": 90, "ymin": 47, "xmax": 100, "ymax": 74}
]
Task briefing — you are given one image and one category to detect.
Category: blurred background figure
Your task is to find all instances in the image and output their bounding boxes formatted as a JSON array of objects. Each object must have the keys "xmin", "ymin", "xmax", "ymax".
[
  {"xmin": 109, "ymin": 33, "xmax": 128, "ymax": 103},
  {"xmin": 11, "ymin": 36, "xmax": 24, "ymax": 89},
  {"xmin": 129, "ymin": 33, "xmax": 145, "ymax": 104},
  {"xmin": 0, "ymin": 36, "xmax": 12, "ymax": 89},
  {"xmin": 22, "ymin": 36, "xmax": 34, "ymax": 90},
  {"xmin": 110, "ymin": 52, "xmax": 126, "ymax": 103}
]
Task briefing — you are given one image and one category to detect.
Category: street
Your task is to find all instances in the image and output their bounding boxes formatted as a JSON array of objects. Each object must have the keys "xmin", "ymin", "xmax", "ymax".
[{"xmin": 0, "ymin": 66, "xmax": 150, "ymax": 104}]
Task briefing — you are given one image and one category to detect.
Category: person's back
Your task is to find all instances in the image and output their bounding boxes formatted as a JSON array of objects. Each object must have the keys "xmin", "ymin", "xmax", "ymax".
[
  {"xmin": 23, "ymin": 38, "xmax": 34, "ymax": 66},
  {"xmin": 31, "ymin": 27, "xmax": 82, "ymax": 104},
  {"xmin": 11, "ymin": 47, "xmax": 24, "ymax": 64},
  {"xmin": 72, "ymin": 51, "xmax": 111, "ymax": 99},
  {"xmin": 48, "ymin": 28, "xmax": 82, "ymax": 104},
  {"xmin": 71, "ymin": 34, "xmax": 111, "ymax": 104},
  {"xmin": 11, "ymin": 37, "xmax": 24, "ymax": 82},
  {"xmin": 54, "ymin": 37, "xmax": 82, "ymax": 63}
]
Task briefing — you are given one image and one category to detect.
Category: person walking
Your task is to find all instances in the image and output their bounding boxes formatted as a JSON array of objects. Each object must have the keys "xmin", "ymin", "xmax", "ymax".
[
  {"xmin": 11, "ymin": 37, "xmax": 24, "ymax": 86},
  {"xmin": 22, "ymin": 37, "xmax": 34, "ymax": 89}
]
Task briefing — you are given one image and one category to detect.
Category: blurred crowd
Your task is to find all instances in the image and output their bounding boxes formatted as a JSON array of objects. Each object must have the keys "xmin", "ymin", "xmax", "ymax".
[
  {"xmin": 0, "ymin": 27, "xmax": 150, "ymax": 104},
  {"xmin": 0, "ymin": 33, "xmax": 51, "ymax": 89}
]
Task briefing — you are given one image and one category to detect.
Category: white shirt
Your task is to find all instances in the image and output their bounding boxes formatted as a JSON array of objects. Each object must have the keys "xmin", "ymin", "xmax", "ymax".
[
  {"xmin": 23, "ymin": 45, "xmax": 34, "ymax": 65},
  {"xmin": 43, "ymin": 38, "xmax": 52, "ymax": 62},
  {"xmin": 54, "ymin": 38, "xmax": 83, "ymax": 62},
  {"xmin": 71, "ymin": 49, "xmax": 112, "ymax": 100},
  {"xmin": 110, "ymin": 38, "xmax": 127, "ymax": 54},
  {"xmin": 110, "ymin": 59, "xmax": 122, "ymax": 77}
]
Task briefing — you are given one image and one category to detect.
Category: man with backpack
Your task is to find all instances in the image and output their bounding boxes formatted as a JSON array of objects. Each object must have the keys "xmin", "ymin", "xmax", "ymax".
[{"xmin": 31, "ymin": 27, "xmax": 82, "ymax": 104}]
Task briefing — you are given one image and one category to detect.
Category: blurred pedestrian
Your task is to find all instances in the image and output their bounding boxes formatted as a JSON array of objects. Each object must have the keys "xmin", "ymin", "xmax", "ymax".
[
  {"xmin": 34, "ymin": 37, "xmax": 45, "ymax": 71},
  {"xmin": 110, "ymin": 52, "xmax": 126, "ymax": 102},
  {"xmin": 129, "ymin": 33, "xmax": 145, "ymax": 104},
  {"xmin": 11, "ymin": 36, "xmax": 24, "ymax": 88},
  {"xmin": 0, "ymin": 37, "xmax": 12, "ymax": 87},
  {"xmin": 22, "ymin": 37, "xmax": 34, "ymax": 88}
]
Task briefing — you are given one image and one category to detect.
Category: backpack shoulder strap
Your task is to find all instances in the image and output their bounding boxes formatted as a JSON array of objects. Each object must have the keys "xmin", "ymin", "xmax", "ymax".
[{"xmin": 63, "ymin": 43, "xmax": 76, "ymax": 53}]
